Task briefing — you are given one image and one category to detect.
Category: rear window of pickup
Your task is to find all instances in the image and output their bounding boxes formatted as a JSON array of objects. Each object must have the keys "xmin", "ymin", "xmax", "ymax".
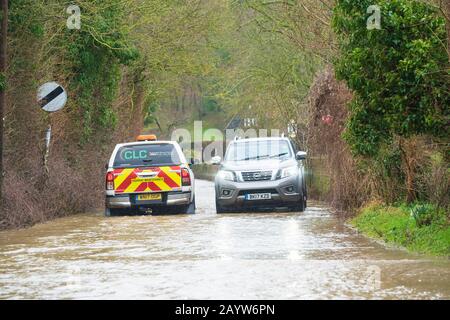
[{"xmin": 113, "ymin": 144, "xmax": 181, "ymax": 168}]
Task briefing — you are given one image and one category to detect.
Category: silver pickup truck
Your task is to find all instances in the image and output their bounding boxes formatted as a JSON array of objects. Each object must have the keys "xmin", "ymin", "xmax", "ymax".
[{"xmin": 213, "ymin": 137, "xmax": 307, "ymax": 213}]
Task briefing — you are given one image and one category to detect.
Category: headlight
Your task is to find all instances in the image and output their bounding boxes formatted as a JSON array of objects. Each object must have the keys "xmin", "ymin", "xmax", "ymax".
[
  {"xmin": 279, "ymin": 166, "xmax": 298, "ymax": 179},
  {"xmin": 217, "ymin": 170, "xmax": 235, "ymax": 181}
]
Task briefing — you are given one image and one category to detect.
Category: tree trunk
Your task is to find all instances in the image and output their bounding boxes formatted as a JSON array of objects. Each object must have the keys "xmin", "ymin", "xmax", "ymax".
[
  {"xmin": 399, "ymin": 138, "xmax": 417, "ymax": 204},
  {"xmin": 132, "ymin": 84, "xmax": 145, "ymax": 138},
  {"xmin": 154, "ymin": 117, "xmax": 163, "ymax": 134},
  {"xmin": 0, "ymin": 0, "xmax": 8, "ymax": 203},
  {"xmin": 405, "ymin": 160, "xmax": 416, "ymax": 204}
]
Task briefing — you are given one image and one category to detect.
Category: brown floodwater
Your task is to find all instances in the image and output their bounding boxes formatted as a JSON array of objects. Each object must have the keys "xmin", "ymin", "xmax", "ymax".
[{"xmin": 0, "ymin": 180, "xmax": 449, "ymax": 299}]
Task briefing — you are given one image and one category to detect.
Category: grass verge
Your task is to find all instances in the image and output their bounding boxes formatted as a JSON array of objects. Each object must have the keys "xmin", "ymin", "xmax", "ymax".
[{"xmin": 351, "ymin": 202, "xmax": 450, "ymax": 256}]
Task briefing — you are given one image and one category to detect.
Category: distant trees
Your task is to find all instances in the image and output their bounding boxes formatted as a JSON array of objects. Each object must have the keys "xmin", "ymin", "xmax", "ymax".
[
  {"xmin": 222, "ymin": 1, "xmax": 334, "ymax": 136},
  {"xmin": 333, "ymin": 0, "xmax": 450, "ymax": 202}
]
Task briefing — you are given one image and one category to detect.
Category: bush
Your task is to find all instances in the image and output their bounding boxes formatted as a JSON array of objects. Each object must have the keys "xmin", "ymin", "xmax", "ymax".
[
  {"xmin": 333, "ymin": 0, "xmax": 450, "ymax": 203},
  {"xmin": 410, "ymin": 203, "xmax": 437, "ymax": 227},
  {"xmin": 416, "ymin": 150, "xmax": 450, "ymax": 209},
  {"xmin": 0, "ymin": 156, "xmax": 104, "ymax": 230}
]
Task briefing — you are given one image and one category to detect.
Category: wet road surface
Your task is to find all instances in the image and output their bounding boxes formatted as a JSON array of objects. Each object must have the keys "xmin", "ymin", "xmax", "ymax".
[{"xmin": 0, "ymin": 180, "xmax": 449, "ymax": 299}]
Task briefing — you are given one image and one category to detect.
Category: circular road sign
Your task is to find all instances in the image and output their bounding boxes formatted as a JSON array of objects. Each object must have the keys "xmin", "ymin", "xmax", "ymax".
[{"xmin": 37, "ymin": 82, "xmax": 67, "ymax": 112}]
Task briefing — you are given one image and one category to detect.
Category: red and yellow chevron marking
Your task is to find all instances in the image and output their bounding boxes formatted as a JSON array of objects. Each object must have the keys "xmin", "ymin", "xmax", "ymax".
[{"xmin": 113, "ymin": 166, "xmax": 181, "ymax": 194}]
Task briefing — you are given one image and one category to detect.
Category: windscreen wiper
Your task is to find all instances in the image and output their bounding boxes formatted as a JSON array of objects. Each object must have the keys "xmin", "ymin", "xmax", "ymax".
[
  {"xmin": 269, "ymin": 152, "xmax": 289, "ymax": 158},
  {"xmin": 239, "ymin": 154, "xmax": 270, "ymax": 161}
]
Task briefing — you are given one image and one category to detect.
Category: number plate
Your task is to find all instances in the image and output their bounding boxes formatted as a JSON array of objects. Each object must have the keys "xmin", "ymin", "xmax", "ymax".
[
  {"xmin": 137, "ymin": 193, "xmax": 162, "ymax": 201},
  {"xmin": 245, "ymin": 193, "xmax": 272, "ymax": 200},
  {"xmin": 134, "ymin": 177, "xmax": 164, "ymax": 183}
]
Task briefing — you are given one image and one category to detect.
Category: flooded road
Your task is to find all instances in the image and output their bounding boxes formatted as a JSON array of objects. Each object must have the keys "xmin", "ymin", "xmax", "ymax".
[{"xmin": 0, "ymin": 180, "xmax": 449, "ymax": 299}]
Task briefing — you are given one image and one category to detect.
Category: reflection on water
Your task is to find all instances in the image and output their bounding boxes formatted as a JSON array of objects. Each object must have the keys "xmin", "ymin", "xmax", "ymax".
[{"xmin": 0, "ymin": 180, "xmax": 449, "ymax": 299}]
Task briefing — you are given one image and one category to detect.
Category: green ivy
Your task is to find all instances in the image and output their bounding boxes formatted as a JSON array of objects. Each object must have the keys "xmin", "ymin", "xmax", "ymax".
[
  {"xmin": 65, "ymin": 0, "xmax": 139, "ymax": 142},
  {"xmin": 9, "ymin": 0, "xmax": 45, "ymax": 38}
]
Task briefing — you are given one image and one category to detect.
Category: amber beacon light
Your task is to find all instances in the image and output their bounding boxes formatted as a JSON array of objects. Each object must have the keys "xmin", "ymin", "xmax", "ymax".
[{"xmin": 136, "ymin": 134, "xmax": 157, "ymax": 142}]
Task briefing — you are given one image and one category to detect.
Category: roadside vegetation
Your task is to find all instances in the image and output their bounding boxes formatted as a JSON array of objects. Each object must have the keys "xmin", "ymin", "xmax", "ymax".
[{"xmin": 352, "ymin": 202, "xmax": 450, "ymax": 256}]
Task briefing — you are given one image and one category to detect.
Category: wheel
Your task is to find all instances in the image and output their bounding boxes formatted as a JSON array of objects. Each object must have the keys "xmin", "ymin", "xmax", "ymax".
[
  {"xmin": 303, "ymin": 188, "xmax": 308, "ymax": 209},
  {"xmin": 105, "ymin": 207, "xmax": 122, "ymax": 217},
  {"xmin": 290, "ymin": 197, "xmax": 305, "ymax": 213},
  {"xmin": 216, "ymin": 200, "xmax": 229, "ymax": 214},
  {"xmin": 181, "ymin": 198, "xmax": 196, "ymax": 214}
]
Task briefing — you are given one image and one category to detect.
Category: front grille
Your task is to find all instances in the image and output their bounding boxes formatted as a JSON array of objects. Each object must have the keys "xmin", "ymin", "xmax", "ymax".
[{"xmin": 241, "ymin": 171, "xmax": 273, "ymax": 182}]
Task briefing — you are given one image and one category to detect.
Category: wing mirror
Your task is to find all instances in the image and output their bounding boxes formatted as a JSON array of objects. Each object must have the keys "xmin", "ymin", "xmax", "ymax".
[
  {"xmin": 296, "ymin": 151, "xmax": 307, "ymax": 161},
  {"xmin": 211, "ymin": 156, "xmax": 222, "ymax": 165}
]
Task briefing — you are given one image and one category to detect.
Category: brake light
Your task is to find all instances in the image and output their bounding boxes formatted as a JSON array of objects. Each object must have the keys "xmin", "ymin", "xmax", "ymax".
[
  {"xmin": 106, "ymin": 172, "xmax": 114, "ymax": 190},
  {"xmin": 181, "ymin": 168, "xmax": 191, "ymax": 186}
]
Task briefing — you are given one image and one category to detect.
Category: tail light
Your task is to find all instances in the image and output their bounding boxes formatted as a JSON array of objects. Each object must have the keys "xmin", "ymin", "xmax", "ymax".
[
  {"xmin": 106, "ymin": 172, "xmax": 114, "ymax": 190},
  {"xmin": 181, "ymin": 168, "xmax": 191, "ymax": 186}
]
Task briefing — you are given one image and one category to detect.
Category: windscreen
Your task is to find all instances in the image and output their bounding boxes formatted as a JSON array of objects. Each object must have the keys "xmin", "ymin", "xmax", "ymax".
[
  {"xmin": 113, "ymin": 144, "xmax": 181, "ymax": 168},
  {"xmin": 225, "ymin": 140, "xmax": 292, "ymax": 161}
]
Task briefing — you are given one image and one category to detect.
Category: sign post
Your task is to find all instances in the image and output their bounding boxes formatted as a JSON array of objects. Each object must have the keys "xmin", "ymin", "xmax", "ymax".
[{"xmin": 37, "ymin": 82, "xmax": 67, "ymax": 175}]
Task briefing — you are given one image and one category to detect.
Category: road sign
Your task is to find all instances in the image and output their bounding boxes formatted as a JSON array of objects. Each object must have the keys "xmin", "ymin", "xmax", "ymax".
[{"xmin": 37, "ymin": 82, "xmax": 67, "ymax": 112}]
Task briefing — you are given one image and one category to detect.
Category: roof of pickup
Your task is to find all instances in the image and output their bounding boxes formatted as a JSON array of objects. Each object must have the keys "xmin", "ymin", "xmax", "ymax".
[
  {"xmin": 115, "ymin": 140, "xmax": 178, "ymax": 147},
  {"xmin": 232, "ymin": 137, "xmax": 291, "ymax": 143}
]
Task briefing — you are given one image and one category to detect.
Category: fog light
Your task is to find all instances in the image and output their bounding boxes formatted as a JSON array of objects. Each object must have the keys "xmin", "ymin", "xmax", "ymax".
[
  {"xmin": 222, "ymin": 189, "xmax": 232, "ymax": 196},
  {"xmin": 285, "ymin": 186, "xmax": 295, "ymax": 193}
]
